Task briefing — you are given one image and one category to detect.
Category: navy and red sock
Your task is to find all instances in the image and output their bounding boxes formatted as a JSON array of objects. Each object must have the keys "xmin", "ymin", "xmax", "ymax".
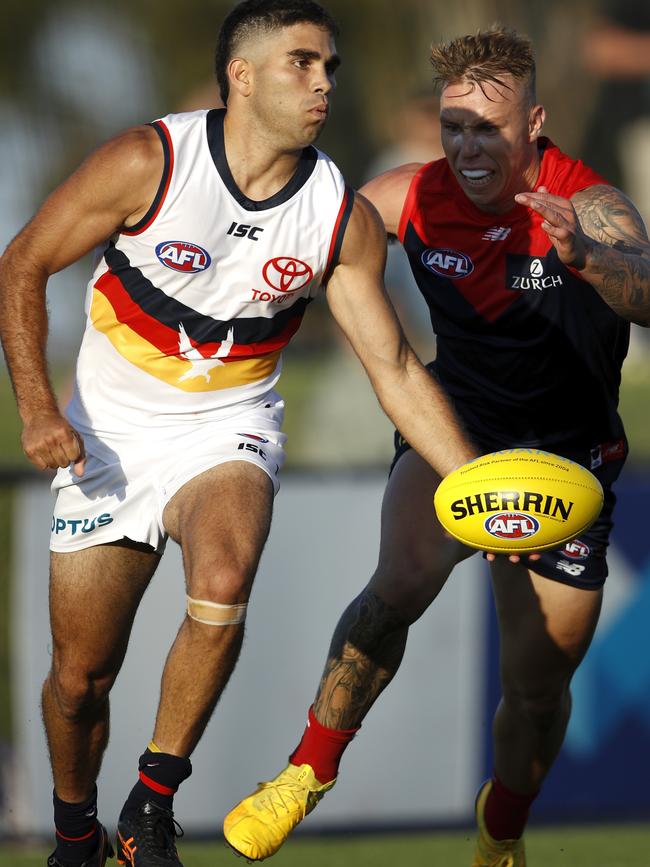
[
  {"xmin": 121, "ymin": 743, "xmax": 192, "ymax": 816},
  {"xmin": 289, "ymin": 705, "xmax": 359, "ymax": 784},
  {"xmin": 53, "ymin": 786, "xmax": 99, "ymax": 866}
]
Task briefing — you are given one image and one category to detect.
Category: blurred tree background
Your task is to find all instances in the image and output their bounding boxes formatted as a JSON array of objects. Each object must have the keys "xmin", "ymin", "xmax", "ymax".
[{"xmin": 1, "ymin": 0, "xmax": 649, "ymax": 471}]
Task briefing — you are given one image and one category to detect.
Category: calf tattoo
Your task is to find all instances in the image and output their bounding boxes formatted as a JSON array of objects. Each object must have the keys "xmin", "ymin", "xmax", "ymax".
[{"xmin": 313, "ymin": 589, "xmax": 409, "ymax": 729}]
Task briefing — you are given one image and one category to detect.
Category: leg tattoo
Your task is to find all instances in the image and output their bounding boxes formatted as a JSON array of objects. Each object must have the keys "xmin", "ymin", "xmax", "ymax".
[{"xmin": 313, "ymin": 589, "xmax": 408, "ymax": 729}]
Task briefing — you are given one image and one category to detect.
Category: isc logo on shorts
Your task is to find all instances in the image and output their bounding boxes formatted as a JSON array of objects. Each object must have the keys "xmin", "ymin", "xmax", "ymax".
[
  {"xmin": 155, "ymin": 241, "xmax": 212, "ymax": 273},
  {"xmin": 237, "ymin": 442, "xmax": 267, "ymax": 461},
  {"xmin": 485, "ymin": 512, "xmax": 539, "ymax": 540},
  {"xmin": 421, "ymin": 248, "xmax": 474, "ymax": 279}
]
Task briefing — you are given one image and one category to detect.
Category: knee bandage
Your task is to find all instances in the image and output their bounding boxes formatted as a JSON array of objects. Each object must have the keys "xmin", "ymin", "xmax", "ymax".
[{"xmin": 186, "ymin": 595, "xmax": 247, "ymax": 626}]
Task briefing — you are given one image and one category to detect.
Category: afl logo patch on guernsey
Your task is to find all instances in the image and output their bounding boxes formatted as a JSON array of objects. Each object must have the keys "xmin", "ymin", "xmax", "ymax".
[
  {"xmin": 155, "ymin": 241, "xmax": 212, "ymax": 273},
  {"xmin": 485, "ymin": 512, "xmax": 540, "ymax": 540},
  {"xmin": 421, "ymin": 248, "xmax": 474, "ymax": 279},
  {"xmin": 263, "ymin": 257, "xmax": 314, "ymax": 293}
]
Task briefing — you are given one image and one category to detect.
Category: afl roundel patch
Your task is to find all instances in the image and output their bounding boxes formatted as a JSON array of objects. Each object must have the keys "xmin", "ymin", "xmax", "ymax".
[
  {"xmin": 421, "ymin": 248, "xmax": 474, "ymax": 279},
  {"xmin": 485, "ymin": 512, "xmax": 540, "ymax": 540},
  {"xmin": 155, "ymin": 241, "xmax": 212, "ymax": 273},
  {"xmin": 561, "ymin": 539, "xmax": 590, "ymax": 560}
]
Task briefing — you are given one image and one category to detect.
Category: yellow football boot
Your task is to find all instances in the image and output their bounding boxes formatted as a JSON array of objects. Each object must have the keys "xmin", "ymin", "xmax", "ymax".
[
  {"xmin": 223, "ymin": 763, "xmax": 335, "ymax": 861},
  {"xmin": 471, "ymin": 780, "xmax": 527, "ymax": 867}
]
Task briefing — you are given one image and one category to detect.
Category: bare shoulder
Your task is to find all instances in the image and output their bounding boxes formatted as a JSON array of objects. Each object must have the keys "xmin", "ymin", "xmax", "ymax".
[
  {"xmin": 4, "ymin": 124, "xmax": 166, "ymax": 272},
  {"xmin": 97, "ymin": 123, "xmax": 162, "ymax": 167},
  {"xmin": 359, "ymin": 163, "xmax": 422, "ymax": 235},
  {"xmin": 337, "ymin": 192, "xmax": 387, "ymax": 267},
  {"xmin": 75, "ymin": 125, "xmax": 164, "ymax": 200},
  {"xmin": 37, "ymin": 124, "xmax": 165, "ymax": 235},
  {"xmin": 572, "ymin": 183, "xmax": 650, "ymax": 253}
]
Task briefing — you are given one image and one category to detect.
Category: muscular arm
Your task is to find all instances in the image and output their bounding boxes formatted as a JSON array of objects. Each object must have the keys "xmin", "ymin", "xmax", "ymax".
[
  {"xmin": 515, "ymin": 184, "xmax": 650, "ymax": 326},
  {"xmin": 0, "ymin": 125, "xmax": 163, "ymax": 472},
  {"xmin": 325, "ymin": 192, "xmax": 476, "ymax": 477},
  {"xmin": 572, "ymin": 185, "xmax": 650, "ymax": 325}
]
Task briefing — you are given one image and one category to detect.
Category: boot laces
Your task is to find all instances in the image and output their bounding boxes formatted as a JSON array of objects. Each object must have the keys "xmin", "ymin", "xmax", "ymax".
[
  {"xmin": 255, "ymin": 778, "xmax": 313, "ymax": 820},
  {"xmin": 134, "ymin": 802, "xmax": 184, "ymax": 859}
]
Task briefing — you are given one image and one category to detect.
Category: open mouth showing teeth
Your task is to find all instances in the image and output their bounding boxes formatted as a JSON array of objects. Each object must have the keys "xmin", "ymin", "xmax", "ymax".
[{"xmin": 460, "ymin": 170, "xmax": 493, "ymax": 186}]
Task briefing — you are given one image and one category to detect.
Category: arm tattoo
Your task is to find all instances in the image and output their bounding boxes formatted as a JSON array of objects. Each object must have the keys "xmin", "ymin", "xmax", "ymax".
[
  {"xmin": 573, "ymin": 184, "xmax": 650, "ymax": 325},
  {"xmin": 313, "ymin": 589, "xmax": 409, "ymax": 730}
]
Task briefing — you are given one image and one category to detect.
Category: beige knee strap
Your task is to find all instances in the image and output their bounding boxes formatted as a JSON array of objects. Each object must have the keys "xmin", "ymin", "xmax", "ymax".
[{"xmin": 186, "ymin": 595, "xmax": 247, "ymax": 626}]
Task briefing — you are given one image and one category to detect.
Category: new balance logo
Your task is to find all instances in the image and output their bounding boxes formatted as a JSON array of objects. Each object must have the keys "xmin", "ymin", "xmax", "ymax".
[{"xmin": 482, "ymin": 226, "xmax": 511, "ymax": 241}]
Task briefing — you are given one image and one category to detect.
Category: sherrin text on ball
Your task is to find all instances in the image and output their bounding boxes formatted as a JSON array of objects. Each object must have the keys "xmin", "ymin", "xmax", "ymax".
[{"xmin": 434, "ymin": 449, "xmax": 604, "ymax": 554}]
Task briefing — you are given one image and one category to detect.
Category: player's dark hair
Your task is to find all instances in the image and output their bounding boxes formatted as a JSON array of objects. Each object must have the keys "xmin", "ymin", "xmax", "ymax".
[
  {"xmin": 430, "ymin": 27, "xmax": 537, "ymax": 105},
  {"xmin": 215, "ymin": 0, "xmax": 339, "ymax": 104}
]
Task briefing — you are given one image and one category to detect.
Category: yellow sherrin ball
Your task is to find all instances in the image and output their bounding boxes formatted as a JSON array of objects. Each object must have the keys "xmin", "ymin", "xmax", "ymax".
[{"xmin": 434, "ymin": 449, "xmax": 604, "ymax": 554}]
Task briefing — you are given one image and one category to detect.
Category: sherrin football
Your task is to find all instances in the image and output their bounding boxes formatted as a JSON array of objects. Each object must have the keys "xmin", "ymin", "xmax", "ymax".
[{"xmin": 434, "ymin": 450, "xmax": 604, "ymax": 554}]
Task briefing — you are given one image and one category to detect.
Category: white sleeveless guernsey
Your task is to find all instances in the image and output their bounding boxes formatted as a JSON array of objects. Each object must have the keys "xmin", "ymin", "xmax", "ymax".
[{"xmin": 67, "ymin": 109, "xmax": 352, "ymax": 438}]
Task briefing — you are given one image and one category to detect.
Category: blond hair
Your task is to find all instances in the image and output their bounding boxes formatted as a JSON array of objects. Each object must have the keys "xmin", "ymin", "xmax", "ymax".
[{"xmin": 430, "ymin": 28, "xmax": 536, "ymax": 104}]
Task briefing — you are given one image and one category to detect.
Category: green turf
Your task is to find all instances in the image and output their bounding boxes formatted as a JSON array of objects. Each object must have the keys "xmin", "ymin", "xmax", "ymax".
[{"xmin": 2, "ymin": 825, "xmax": 650, "ymax": 867}]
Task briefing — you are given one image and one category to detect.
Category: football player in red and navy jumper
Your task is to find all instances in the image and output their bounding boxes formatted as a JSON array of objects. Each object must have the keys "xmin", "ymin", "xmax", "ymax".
[
  {"xmin": 223, "ymin": 27, "xmax": 650, "ymax": 867},
  {"xmin": 0, "ymin": 4, "xmax": 479, "ymax": 867}
]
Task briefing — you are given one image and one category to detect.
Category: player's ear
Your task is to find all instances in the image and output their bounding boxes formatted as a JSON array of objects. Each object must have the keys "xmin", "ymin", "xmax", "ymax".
[
  {"xmin": 228, "ymin": 57, "xmax": 253, "ymax": 98},
  {"xmin": 529, "ymin": 104, "xmax": 545, "ymax": 141}
]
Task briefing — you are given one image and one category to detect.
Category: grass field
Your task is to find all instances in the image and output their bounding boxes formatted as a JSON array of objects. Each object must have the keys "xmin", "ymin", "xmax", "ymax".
[{"xmin": 2, "ymin": 825, "xmax": 650, "ymax": 867}]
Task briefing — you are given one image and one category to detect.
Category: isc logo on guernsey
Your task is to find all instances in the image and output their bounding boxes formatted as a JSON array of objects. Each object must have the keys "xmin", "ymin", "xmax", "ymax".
[
  {"xmin": 156, "ymin": 241, "xmax": 212, "ymax": 273},
  {"xmin": 421, "ymin": 248, "xmax": 474, "ymax": 279}
]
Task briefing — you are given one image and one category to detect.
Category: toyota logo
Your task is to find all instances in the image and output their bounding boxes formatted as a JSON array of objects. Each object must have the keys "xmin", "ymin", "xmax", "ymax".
[{"xmin": 263, "ymin": 257, "xmax": 314, "ymax": 293}]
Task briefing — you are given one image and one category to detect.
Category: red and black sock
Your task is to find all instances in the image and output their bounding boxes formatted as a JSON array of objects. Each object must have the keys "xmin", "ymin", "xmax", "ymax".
[
  {"xmin": 121, "ymin": 747, "xmax": 192, "ymax": 816},
  {"xmin": 53, "ymin": 786, "xmax": 99, "ymax": 866},
  {"xmin": 484, "ymin": 773, "xmax": 538, "ymax": 841},
  {"xmin": 289, "ymin": 705, "xmax": 359, "ymax": 784}
]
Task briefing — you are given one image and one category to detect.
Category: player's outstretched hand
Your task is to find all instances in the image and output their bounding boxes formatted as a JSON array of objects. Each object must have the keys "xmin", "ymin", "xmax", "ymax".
[
  {"xmin": 515, "ymin": 186, "xmax": 592, "ymax": 270},
  {"xmin": 21, "ymin": 411, "xmax": 86, "ymax": 476}
]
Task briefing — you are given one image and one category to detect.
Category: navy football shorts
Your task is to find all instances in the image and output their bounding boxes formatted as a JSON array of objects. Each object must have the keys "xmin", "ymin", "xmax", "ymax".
[{"xmin": 391, "ymin": 430, "xmax": 627, "ymax": 590}]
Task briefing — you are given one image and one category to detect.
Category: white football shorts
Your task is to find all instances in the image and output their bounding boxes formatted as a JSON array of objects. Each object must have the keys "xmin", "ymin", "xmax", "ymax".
[{"xmin": 50, "ymin": 393, "xmax": 286, "ymax": 554}]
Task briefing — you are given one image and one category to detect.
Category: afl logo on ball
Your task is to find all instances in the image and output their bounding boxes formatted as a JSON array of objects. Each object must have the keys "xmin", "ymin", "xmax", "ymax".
[
  {"xmin": 485, "ymin": 512, "xmax": 540, "ymax": 540},
  {"xmin": 156, "ymin": 241, "xmax": 211, "ymax": 273},
  {"xmin": 263, "ymin": 257, "xmax": 314, "ymax": 293},
  {"xmin": 421, "ymin": 248, "xmax": 474, "ymax": 279}
]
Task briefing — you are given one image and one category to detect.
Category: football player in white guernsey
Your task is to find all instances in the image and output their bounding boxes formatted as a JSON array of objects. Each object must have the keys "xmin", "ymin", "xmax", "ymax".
[{"xmin": 0, "ymin": 2, "xmax": 478, "ymax": 866}]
